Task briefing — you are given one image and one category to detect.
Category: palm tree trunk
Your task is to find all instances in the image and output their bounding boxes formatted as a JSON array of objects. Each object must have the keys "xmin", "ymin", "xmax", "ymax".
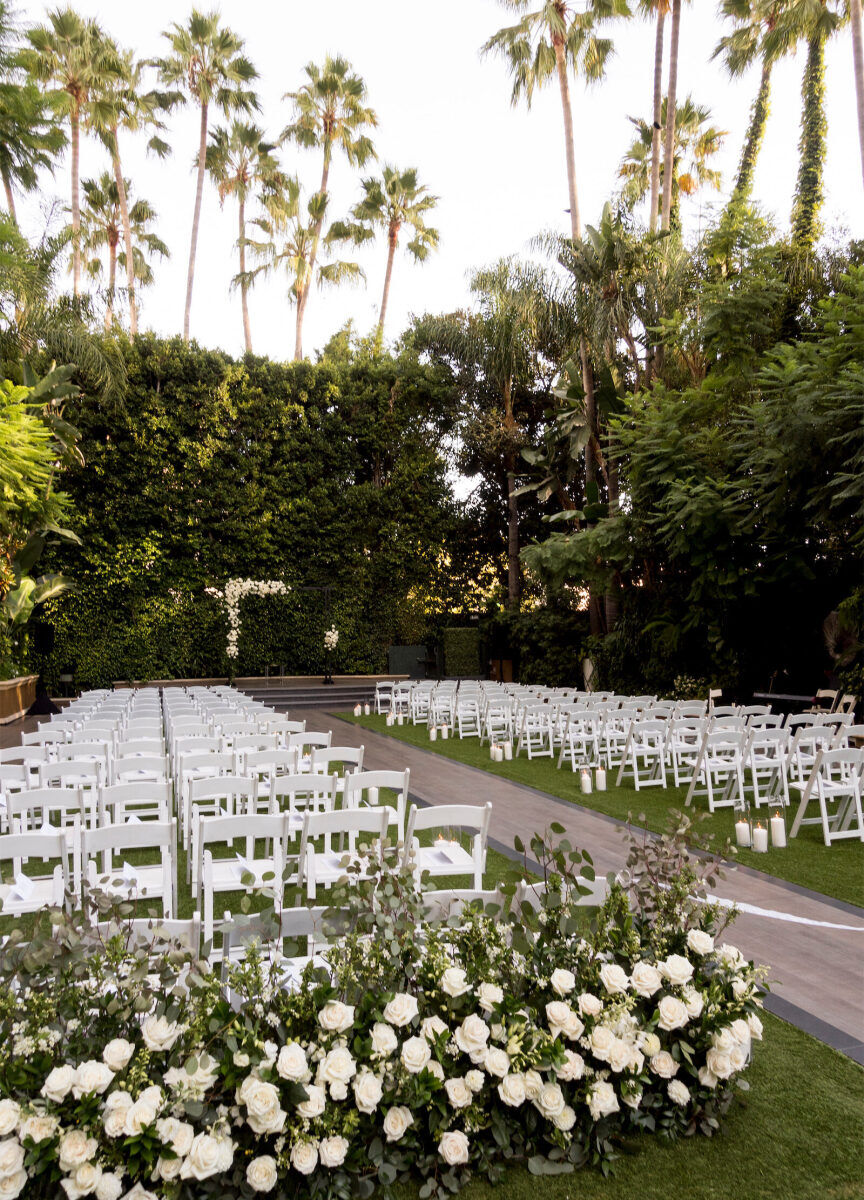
[
  {"xmin": 553, "ymin": 39, "xmax": 581, "ymax": 238},
  {"xmin": 791, "ymin": 34, "xmax": 827, "ymax": 254},
  {"xmin": 503, "ymin": 377, "xmax": 520, "ymax": 609},
  {"xmin": 851, "ymin": 0, "xmax": 864, "ymax": 190},
  {"xmin": 294, "ymin": 290, "xmax": 305, "ymax": 361},
  {"xmin": 238, "ymin": 196, "xmax": 252, "ymax": 354},
  {"xmin": 1, "ymin": 165, "xmax": 16, "ymax": 224},
  {"xmin": 660, "ymin": 0, "xmax": 681, "ymax": 232},
  {"xmin": 378, "ymin": 225, "xmax": 399, "ymax": 338},
  {"xmin": 70, "ymin": 105, "xmax": 81, "ymax": 297},
  {"xmin": 293, "ymin": 141, "xmax": 333, "ymax": 362},
  {"xmin": 730, "ymin": 58, "xmax": 772, "ymax": 206},
  {"xmin": 111, "ymin": 128, "xmax": 137, "ymax": 336},
  {"xmin": 648, "ymin": 8, "xmax": 666, "ymax": 233},
  {"xmin": 105, "ymin": 237, "xmax": 117, "ymax": 330},
  {"xmin": 183, "ymin": 100, "xmax": 209, "ymax": 342}
]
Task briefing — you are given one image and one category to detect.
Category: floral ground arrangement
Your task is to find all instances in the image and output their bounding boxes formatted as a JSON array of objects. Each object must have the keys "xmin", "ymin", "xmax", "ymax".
[{"xmin": 0, "ymin": 830, "xmax": 766, "ymax": 1199}]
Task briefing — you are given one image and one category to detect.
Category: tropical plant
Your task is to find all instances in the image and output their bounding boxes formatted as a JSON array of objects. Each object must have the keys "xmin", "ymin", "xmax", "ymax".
[
  {"xmin": 21, "ymin": 7, "xmax": 121, "ymax": 297},
  {"xmin": 155, "ymin": 8, "xmax": 258, "ymax": 341},
  {"xmin": 240, "ymin": 176, "xmax": 364, "ymax": 361},
  {"xmin": 281, "ymin": 55, "xmax": 378, "ymax": 360},
  {"xmin": 77, "ymin": 172, "xmax": 169, "ymax": 328},
  {"xmin": 351, "ymin": 165, "xmax": 439, "ymax": 341},
  {"xmin": 206, "ymin": 120, "xmax": 282, "ymax": 353}
]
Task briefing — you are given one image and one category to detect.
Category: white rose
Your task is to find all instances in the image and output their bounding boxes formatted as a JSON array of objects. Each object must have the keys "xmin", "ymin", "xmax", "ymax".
[
  {"xmin": 370, "ymin": 1024, "xmax": 398, "ymax": 1057},
  {"xmin": 729, "ymin": 1044, "xmax": 749, "ymax": 1072},
  {"xmin": 622, "ymin": 1088, "xmax": 643, "ymax": 1110},
  {"xmin": 607, "ymin": 1038, "xmax": 634, "ymax": 1074},
  {"xmin": 318, "ymin": 1001, "xmax": 355, "ymax": 1034},
  {"xmin": 712, "ymin": 1027, "xmax": 736, "ymax": 1052},
  {"xmin": 163, "ymin": 1060, "xmax": 217, "ymax": 1099},
  {"xmin": 476, "ymin": 983, "xmax": 504, "ymax": 1014},
  {"xmin": 649, "ymin": 1051, "xmax": 679, "ymax": 1079},
  {"xmin": 102, "ymin": 1040, "xmax": 135, "ymax": 1072},
  {"xmin": 484, "ymin": 1047, "xmax": 510, "ymax": 1078},
  {"xmin": 41, "ymin": 1065, "xmax": 75, "ymax": 1103},
  {"xmin": 124, "ymin": 1094, "xmax": 160, "ymax": 1136},
  {"xmin": 438, "ymin": 1130, "xmax": 470, "ymax": 1166},
  {"xmin": 557, "ymin": 1050, "xmax": 585, "ymax": 1082},
  {"xmin": 454, "ymin": 1014, "xmax": 489, "ymax": 1060},
  {"xmin": 319, "ymin": 1047, "xmax": 357, "ymax": 1087},
  {"xmin": 657, "ymin": 996, "xmax": 690, "ymax": 1032},
  {"xmin": 630, "ymin": 962, "xmax": 663, "ymax": 998},
  {"xmin": 141, "ymin": 1015, "xmax": 181, "ymax": 1053},
  {"xmin": 156, "ymin": 1118, "xmax": 194, "ymax": 1157},
  {"xmin": 550, "ymin": 968, "xmax": 576, "ymax": 997},
  {"xmin": 401, "ymin": 1036, "xmax": 431, "ymax": 1075},
  {"xmin": 668, "ymin": 1079, "xmax": 691, "ymax": 1106},
  {"xmin": 588, "ymin": 1081, "xmax": 620, "ymax": 1120},
  {"xmin": 730, "ymin": 1019, "xmax": 752, "ymax": 1047},
  {"xmin": 444, "ymin": 1077, "xmax": 473, "ymax": 1108},
  {"xmin": 465, "ymin": 1070, "xmax": 484, "ymax": 1093},
  {"xmin": 276, "ymin": 1043, "xmax": 308, "ymax": 1082},
  {"xmin": 290, "ymin": 1141, "xmax": 318, "ymax": 1176},
  {"xmin": 19, "ymin": 1115, "xmax": 57, "ymax": 1144},
  {"xmin": 554, "ymin": 1104, "xmax": 576, "ymax": 1131},
  {"xmin": 262, "ymin": 1041, "xmax": 278, "ymax": 1068},
  {"xmin": 718, "ymin": 943, "xmax": 746, "ymax": 971},
  {"xmin": 58, "ymin": 1130, "xmax": 96, "ymax": 1171},
  {"xmin": 180, "ymin": 1133, "xmax": 234, "ymax": 1181},
  {"xmin": 353, "ymin": 1071, "xmax": 383, "ymax": 1114},
  {"xmin": 66, "ymin": 1162, "xmax": 102, "ymax": 1198},
  {"xmin": 698, "ymin": 1065, "xmax": 718, "ymax": 1089},
  {"xmin": 534, "ymin": 1082, "xmax": 565, "ymax": 1120},
  {"xmin": 0, "ymin": 1171, "xmax": 25, "ymax": 1200},
  {"xmin": 747, "ymin": 1013, "xmax": 764, "ymax": 1041},
  {"xmin": 599, "ymin": 963, "xmax": 629, "ymax": 995},
  {"xmin": 497, "ymin": 1073, "xmax": 526, "ymax": 1107},
  {"xmin": 382, "ymin": 1106, "xmax": 413, "ymax": 1142},
  {"xmin": 687, "ymin": 929, "xmax": 714, "ymax": 956},
  {"xmin": 731, "ymin": 978, "xmax": 750, "ymax": 1000},
  {"xmin": 238, "ymin": 1077, "xmax": 286, "ymax": 1135},
  {"xmin": 319, "ymin": 1136, "xmax": 349, "ymax": 1168},
  {"xmin": 546, "ymin": 1000, "xmax": 573, "ymax": 1039},
  {"xmin": 578, "ymin": 993, "xmax": 603, "ymax": 1017},
  {"xmin": 246, "ymin": 1156, "xmax": 278, "ymax": 1192},
  {"xmin": 95, "ymin": 1173, "xmax": 123, "ymax": 1200},
  {"xmin": 659, "ymin": 955, "xmax": 694, "ymax": 987},
  {"xmin": 383, "ymin": 994, "xmax": 418, "ymax": 1027},
  {"xmin": 103, "ymin": 1093, "xmax": 133, "ymax": 1139},
  {"xmin": 683, "ymin": 988, "xmax": 704, "ymax": 1019},
  {"xmin": 420, "ymin": 1016, "xmax": 449, "ymax": 1041},
  {"xmin": 440, "ymin": 968, "xmax": 471, "ymax": 998},
  {"xmin": 0, "ymin": 1141, "xmax": 25, "ymax": 1177},
  {"xmin": 295, "ymin": 1083, "xmax": 326, "ymax": 1121},
  {"xmin": 72, "ymin": 1060, "xmax": 114, "ymax": 1099},
  {"xmin": 639, "ymin": 1031, "xmax": 661, "ymax": 1057},
  {"xmin": 0, "ymin": 1104, "xmax": 18, "ymax": 1138},
  {"xmin": 589, "ymin": 1025, "xmax": 616, "ymax": 1062},
  {"xmin": 156, "ymin": 1155, "xmax": 183, "ymax": 1182},
  {"xmin": 427, "ymin": 1060, "xmax": 445, "ymax": 1081}
]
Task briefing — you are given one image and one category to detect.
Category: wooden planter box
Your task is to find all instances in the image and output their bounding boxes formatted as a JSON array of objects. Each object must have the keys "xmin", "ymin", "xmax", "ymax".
[{"xmin": 0, "ymin": 675, "xmax": 38, "ymax": 724}]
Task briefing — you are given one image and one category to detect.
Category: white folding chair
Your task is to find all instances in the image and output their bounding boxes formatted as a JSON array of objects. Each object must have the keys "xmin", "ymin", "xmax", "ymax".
[
  {"xmin": 197, "ymin": 812, "xmax": 291, "ymax": 943},
  {"xmin": 83, "ymin": 819, "xmax": 177, "ymax": 917},
  {"xmin": 287, "ymin": 732, "xmax": 332, "ymax": 769},
  {"xmin": 269, "ymin": 773, "xmax": 338, "ymax": 835},
  {"xmin": 99, "ymin": 781, "xmax": 172, "ymax": 825},
  {"xmin": 113, "ymin": 754, "xmax": 169, "ymax": 785},
  {"xmin": 39, "ymin": 759, "xmax": 104, "ymax": 791},
  {"xmin": 685, "ymin": 730, "xmax": 747, "ymax": 811},
  {"xmin": 0, "ymin": 827, "xmax": 70, "ymax": 916},
  {"xmin": 456, "ymin": 698, "xmax": 481, "ymax": 739},
  {"xmin": 805, "ymin": 689, "xmax": 838, "ymax": 715},
  {"xmin": 666, "ymin": 719, "xmax": 708, "ymax": 788},
  {"xmin": 615, "ymin": 719, "xmax": 668, "ymax": 790},
  {"xmin": 403, "ymin": 802, "xmax": 491, "ymax": 890},
  {"xmin": 297, "ymin": 807, "xmax": 392, "ymax": 902},
  {"xmin": 343, "ymin": 769, "xmax": 410, "ymax": 837},
  {"xmin": 375, "ymin": 682, "xmax": 394, "ymax": 714},
  {"xmin": 184, "ymin": 776, "xmax": 257, "ymax": 854},
  {"xmin": 516, "ymin": 705, "xmax": 553, "ymax": 760},
  {"xmin": 219, "ymin": 905, "xmax": 335, "ymax": 994},
  {"xmin": 309, "ymin": 746, "xmax": 365, "ymax": 790},
  {"xmin": 746, "ymin": 728, "xmax": 791, "ymax": 808},
  {"xmin": 788, "ymin": 748, "xmax": 864, "ymax": 846},
  {"xmin": 92, "ymin": 913, "xmax": 201, "ymax": 959}
]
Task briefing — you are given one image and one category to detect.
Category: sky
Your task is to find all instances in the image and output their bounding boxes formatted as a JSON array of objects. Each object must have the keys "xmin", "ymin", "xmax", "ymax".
[{"xmin": 14, "ymin": 0, "xmax": 863, "ymax": 362}]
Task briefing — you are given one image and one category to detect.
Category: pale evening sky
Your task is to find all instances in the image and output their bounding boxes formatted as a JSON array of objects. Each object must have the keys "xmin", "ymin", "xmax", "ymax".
[{"xmin": 14, "ymin": 0, "xmax": 863, "ymax": 361}]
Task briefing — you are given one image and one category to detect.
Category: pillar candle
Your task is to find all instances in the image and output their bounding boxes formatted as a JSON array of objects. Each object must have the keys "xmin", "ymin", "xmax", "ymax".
[
  {"xmin": 580, "ymin": 768, "xmax": 592, "ymax": 794},
  {"xmin": 353, "ymin": 704, "xmax": 361, "ymax": 717},
  {"xmin": 364, "ymin": 703, "xmax": 370, "ymax": 716},
  {"xmin": 429, "ymin": 727, "xmax": 437, "ymax": 741},
  {"xmin": 503, "ymin": 741, "xmax": 513, "ymax": 760},
  {"xmin": 386, "ymin": 714, "xmax": 394, "ymax": 727},
  {"xmin": 770, "ymin": 812, "xmax": 786, "ymax": 849},
  {"xmin": 397, "ymin": 714, "xmax": 404, "ymax": 726},
  {"xmin": 368, "ymin": 786, "xmax": 379, "ymax": 805},
  {"xmin": 595, "ymin": 766, "xmax": 607, "ymax": 791},
  {"xmin": 441, "ymin": 727, "xmax": 449, "ymax": 740},
  {"xmin": 734, "ymin": 819, "xmax": 751, "ymax": 848},
  {"xmin": 752, "ymin": 823, "xmax": 768, "ymax": 852}
]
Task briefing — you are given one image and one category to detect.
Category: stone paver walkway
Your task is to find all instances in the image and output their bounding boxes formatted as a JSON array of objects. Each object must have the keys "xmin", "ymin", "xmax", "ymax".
[{"xmin": 304, "ymin": 710, "xmax": 864, "ymax": 1063}]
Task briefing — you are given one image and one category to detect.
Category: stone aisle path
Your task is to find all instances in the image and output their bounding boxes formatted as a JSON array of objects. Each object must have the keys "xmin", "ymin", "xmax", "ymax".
[{"xmin": 301, "ymin": 710, "xmax": 864, "ymax": 1064}]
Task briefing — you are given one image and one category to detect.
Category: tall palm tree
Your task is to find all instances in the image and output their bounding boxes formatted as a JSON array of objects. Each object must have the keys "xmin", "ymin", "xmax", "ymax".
[
  {"xmin": 853, "ymin": 0, "xmax": 864, "ymax": 188},
  {"xmin": 640, "ymin": 1, "xmax": 670, "ymax": 232},
  {"xmin": 0, "ymin": 79, "xmax": 65, "ymax": 224},
  {"xmin": 619, "ymin": 95, "xmax": 726, "ymax": 224},
  {"xmin": 21, "ymin": 8, "xmax": 121, "ymax": 297},
  {"xmin": 351, "ymin": 166, "xmax": 439, "ymax": 341},
  {"xmin": 89, "ymin": 44, "xmax": 176, "ymax": 336},
  {"xmin": 660, "ymin": 0, "xmax": 682, "ymax": 231},
  {"xmin": 240, "ymin": 176, "xmax": 364, "ymax": 361},
  {"xmin": 281, "ymin": 56, "xmax": 377, "ymax": 356},
  {"xmin": 206, "ymin": 121, "xmax": 281, "ymax": 353},
  {"xmin": 77, "ymin": 172, "xmax": 168, "ymax": 328},
  {"xmin": 156, "ymin": 9, "xmax": 258, "ymax": 342}
]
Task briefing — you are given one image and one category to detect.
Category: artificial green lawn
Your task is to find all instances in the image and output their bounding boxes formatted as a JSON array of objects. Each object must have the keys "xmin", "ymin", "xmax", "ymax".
[{"xmin": 341, "ymin": 714, "xmax": 864, "ymax": 909}]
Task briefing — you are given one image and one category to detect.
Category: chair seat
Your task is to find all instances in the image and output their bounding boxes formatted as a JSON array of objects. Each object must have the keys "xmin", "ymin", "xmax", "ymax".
[
  {"xmin": 90, "ymin": 863, "xmax": 165, "ymax": 900},
  {"xmin": 414, "ymin": 841, "xmax": 475, "ymax": 875},
  {"xmin": 208, "ymin": 857, "xmax": 280, "ymax": 893},
  {"xmin": 1, "ymin": 872, "xmax": 63, "ymax": 914}
]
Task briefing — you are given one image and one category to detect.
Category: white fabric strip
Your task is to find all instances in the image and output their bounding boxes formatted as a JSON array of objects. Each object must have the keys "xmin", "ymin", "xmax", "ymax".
[{"xmin": 706, "ymin": 893, "xmax": 864, "ymax": 932}]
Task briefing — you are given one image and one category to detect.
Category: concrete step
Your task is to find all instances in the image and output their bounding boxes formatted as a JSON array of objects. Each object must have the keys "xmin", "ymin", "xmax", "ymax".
[{"xmin": 240, "ymin": 684, "xmax": 376, "ymax": 710}]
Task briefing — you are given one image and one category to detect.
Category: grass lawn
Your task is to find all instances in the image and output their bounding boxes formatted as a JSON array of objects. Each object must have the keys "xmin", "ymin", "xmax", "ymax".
[{"xmin": 340, "ymin": 714, "xmax": 864, "ymax": 909}]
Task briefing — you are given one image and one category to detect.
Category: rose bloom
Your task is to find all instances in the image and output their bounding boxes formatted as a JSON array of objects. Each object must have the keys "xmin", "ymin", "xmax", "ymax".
[
  {"xmin": 102, "ymin": 1093, "xmax": 133, "ymax": 1139},
  {"xmin": 95, "ymin": 1173, "xmax": 123, "ymax": 1200},
  {"xmin": 438, "ymin": 1130, "xmax": 470, "ymax": 1166},
  {"xmin": 546, "ymin": 1000, "xmax": 572, "ymax": 1036},
  {"xmin": 440, "ymin": 967, "xmax": 471, "ymax": 998},
  {"xmin": 72, "ymin": 1060, "xmax": 114, "ymax": 1099},
  {"xmin": 554, "ymin": 1104, "xmax": 576, "ymax": 1132},
  {"xmin": 687, "ymin": 929, "xmax": 715, "ymax": 956},
  {"xmin": 141, "ymin": 1015, "xmax": 182, "ymax": 1052},
  {"xmin": 383, "ymin": 1106, "xmax": 413, "ymax": 1142},
  {"xmin": 748, "ymin": 1013, "xmax": 764, "ymax": 1041},
  {"xmin": 319, "ymin": 1136, "xmax": 349, "ymax": 1168},
  {"xmin": 427, "ymin": 1060, "xmax": 445, "ymax": 1081},
  {"xmin": 622, "ymin": 1088, "xmax": 643, "ymax": 1110},
  {"xmin": 698, "ymin": 1065, "xmax": 719, "ymax": 1089},
  {"xmin": 484, "ymin": 1047, "xmax": 510, "ymax": 1078},
  {"xmin": 477, "ymin": 982, "xmax": 504, "ymax": 1014},
  {"xmin": 607, "ymin": 1038, "xmax": 635, "ymax": 1074},
  {"xmin": 369, "ymin": 1023, "xmax": 397, "ymax": 1057},
  {"xmin": 319, "ymin": 1046, "xmax": 357, "ymax": 1087},
  {"xmin": 534, "ymin": 1082, "xmax": 566, "ymax": 1120},
  {"xmin": 557, "ymin": 1050, "xmax": 585, "ymax": 1082},
  {"xmin": 713, "ymin": 1027, "xmax": 736, "ymax": 1052},
  {"xmin": 589, "ymin": 1025, "xmax": 616, "ymax": 1062},
  {"xmin": 454, "ymin": 1014, "xmax": 489, "ymax": 1060},
  {"xmin": 683, "ymin": 987, "xmax": 704, "ymax": 1019},
  {"xmin": 497, "ymin": 1073, "xmax": 526, "ymax": 1107},
  {"xmin": 318, "ymin": 1001, "xmax": 355, "ymax": 1034},
  {"xmin": 550, "ymin": 968, "xmax": 576, "ymax": 997},
  {"xmin": 578, "ymin": 992, "xmax": 603, "ymax": 1018},
  {"xmin": 718, "ymin": 943, "xmax": 746, "ymax": 971},
  {"xmin": 246, "ymin": 1156, "xmax": 278, "ymax": 1192},
  {"xmin": 383, "ymin": 993, "xmax": 418, "ymax": 1028},
  {"xmin": 0, "ymin": 1168, "xmax": 26, "ymax": 1200},
  {"xmin": 524, "ymin": 1069, "xmax": 544, "ymax": 1101},
  {"xmin": 649, "ymin": 1051, "xmax": 679, "ymax": 1079},
  {"xmin": 730, "ymin": 1019, "xmax": 752, "ymax": 1047},
  {"xmin": 630, "ymin": 961, "xmax": 663, "ymax": 998},
  {"xmin": 0, "ymin": 1103, "xmax": 19, "ymax": 1138},
  {"xmin": 353, "ymin": 1071, "xmax": 383, "ymax": 1114},
  {"xmin": 156, "ymin": 1156, "xmax": 183, "ymax": 1182},
  {"xmin": 290, "ymin": 1141, "xmax": 319, "ymax": 1177},
  {"xmin": 58, "ymin": 1130, "xmax": 97, "ymax": 1172},
  {"xmin": 465, "ymin": 1070, "xmax": 485, "ymax": 1093},
  {"xmin": 659, "ymin": 955, "xmax": 694, "ymax": 987},
  {"xmin": 180, "ymin": 1133, "xmax": 234, "ymax": 1181},
  {"xmin": 657, "ymin": 995, "xmax": 690, "ymax": 1032},
  {"xmin": 276, "ymin": 1043, "xmax": 308, "ymax": 1082},
  {"xmin": 295, "ymin": 1083, "xmax": 326, "ymax": 1121},
  {"xmin": 729, "ymin": 1044, "xmax": 749, "ymax": 1073},
  {"xmin": 156, "ymin": 1118, "xmax": 194, "ymax": 1158},
  {"xmin": 401, "ymin": 1036, "xmax": 432, "ymax": 1075},
  {"xmin": 19, "ymin": 1114, "xmax": 57, "ymax": 1144},
  {"xmin": 124, "ymin": 1091, "xmax": 163, "ymax": 1137},
  {"xmin": 668, "ymin": 1079, "xmax": 691, "ymax": 1106},
  {"xmin": 41, "ymin": 1065, "xmax": 75, "ymax": 1103},
  {"xmin": 102, "ymin": 1039, "xmax": 135, "ymax": 1071},
  {"xmin": 588, "ymin": 1081, "xmax": 620, "ymax": 1120},
  {"xmin": 67, "ymin": 1161, "xmax": 103, "ymax": 1197},
  {"xmin": 445, "ymin": 1077, "xmax": 473, "ymax": 1108},
  {"xmin": 599, "ymin": 963, "xmax": 630, "ymax": 994},
  {"xmin": 0, "ymin": 1141, "xmax": 25, "ymax": 1177},
  {"xmin": 238, "ymin": 1077, "xmax": 286, "ymax": 1135},
  {"xmin": 420, "ymin": 1015, "xmax": 449, "ymax": 1041}
]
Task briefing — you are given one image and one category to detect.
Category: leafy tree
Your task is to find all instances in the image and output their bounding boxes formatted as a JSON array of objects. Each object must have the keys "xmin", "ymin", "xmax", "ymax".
[
  {"xmin": 156, "ymin": 8, "xmax": 258, "ymax": 342},
  {"xmin": 351, "ymin": 165, "xmax": 439, "ymax": 341}
]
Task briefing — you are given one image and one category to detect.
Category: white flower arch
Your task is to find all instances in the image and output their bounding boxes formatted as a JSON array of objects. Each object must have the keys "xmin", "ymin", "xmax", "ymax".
[{"xmin": 206, "ymin": 578, "xmax": 290, "ymax": 660}]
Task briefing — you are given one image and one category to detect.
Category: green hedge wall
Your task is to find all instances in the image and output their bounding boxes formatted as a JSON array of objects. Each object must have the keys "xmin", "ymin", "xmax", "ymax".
[{"xmin": 443, "ymin": 627, "xmax": 481, "ymax": 678}]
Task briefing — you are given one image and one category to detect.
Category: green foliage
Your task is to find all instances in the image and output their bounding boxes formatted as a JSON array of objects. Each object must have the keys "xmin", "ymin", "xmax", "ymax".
[
  {"xmin": 443, "ymin": 626, "xmax": 481, "ymax": 678},
  {"xmin": 482, "ymin": 607, "xmax": 589, "ymax": 686}
]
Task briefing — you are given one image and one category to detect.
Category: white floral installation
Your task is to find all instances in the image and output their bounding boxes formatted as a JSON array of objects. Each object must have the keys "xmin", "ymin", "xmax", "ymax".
[
  {"xmin": 205, "ymin": 579, "xmax": 290, "ymax": 661},
  {"xmin": 323, "ymin": 626, "xmax": 339, "ymax": 653}
]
